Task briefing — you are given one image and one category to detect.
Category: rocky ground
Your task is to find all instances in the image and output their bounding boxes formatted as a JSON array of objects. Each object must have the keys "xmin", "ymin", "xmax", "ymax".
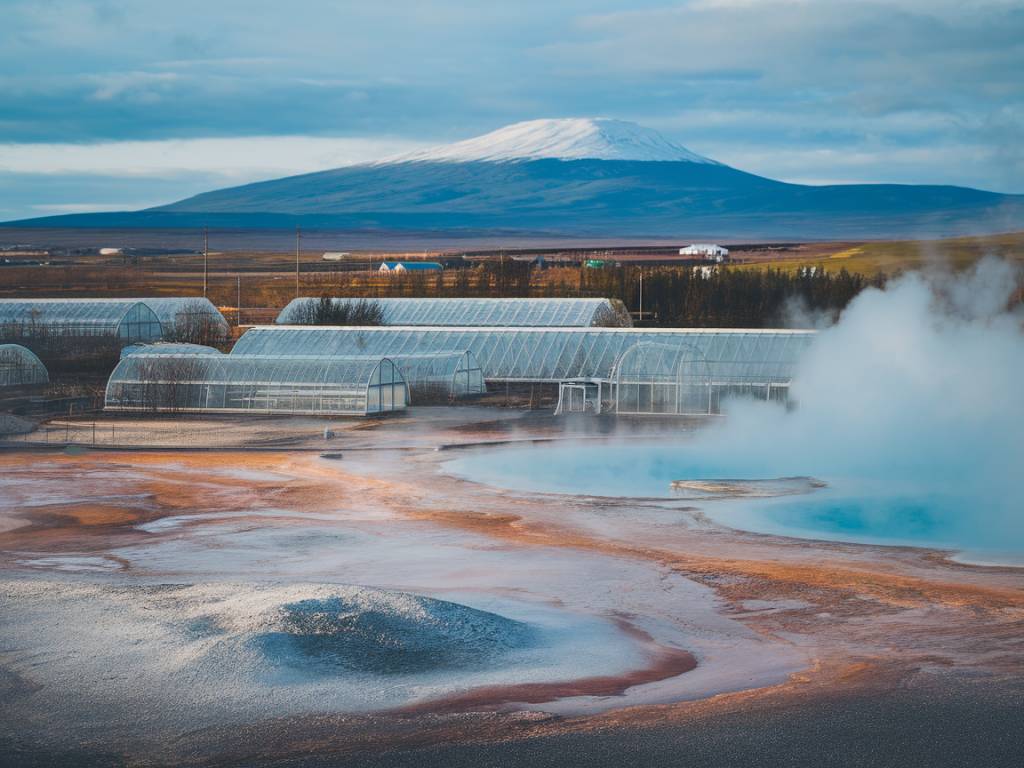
[{"xmin": 1, "ymin": 408, "xmax": 1021, "ymax": 766}]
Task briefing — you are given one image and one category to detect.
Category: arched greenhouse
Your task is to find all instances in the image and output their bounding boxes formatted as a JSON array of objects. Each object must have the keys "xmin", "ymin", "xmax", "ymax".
[
  {"xmin": 0, "ymin": 344, "xmax": 49, "ymax": 388},
  {"xmin": 276, "ymin": 297, "xmax": 633, "ymax": 327},
  {"xmin": 0, "ymin": 300, "xmax": 163, "ymax": 342},
  {"xmin": 105, "ymin": 354, "xmax": 407, "ymax": 416},
  {"xmin": 611, "ymin": 342, "xmax": 712, "ymax": 416}
]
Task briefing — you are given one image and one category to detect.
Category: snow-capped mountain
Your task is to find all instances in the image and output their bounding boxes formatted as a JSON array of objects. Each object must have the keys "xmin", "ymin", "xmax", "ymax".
[
  {"xmin": 6, "ymin": 119, "xmax": 1022, "ymax": 239},
  {"xmin": 381, "ymin": 118, "xmax": 718, "ymax": 164}
]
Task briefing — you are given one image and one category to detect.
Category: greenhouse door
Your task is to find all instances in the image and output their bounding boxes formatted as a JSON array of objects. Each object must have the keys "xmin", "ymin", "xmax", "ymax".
[{"xmin": 555, "ymin": 382, "xmax": 601, "ymax": 415}]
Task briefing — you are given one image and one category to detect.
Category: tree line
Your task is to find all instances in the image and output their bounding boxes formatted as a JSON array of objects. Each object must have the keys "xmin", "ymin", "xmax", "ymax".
[
  {"xmin": 578, "ymin": 265, "xmax": 887, "ymax": 327},
  {"xmin": 303, "ymin": 264, "xmax": 887, "ymax": 327}
]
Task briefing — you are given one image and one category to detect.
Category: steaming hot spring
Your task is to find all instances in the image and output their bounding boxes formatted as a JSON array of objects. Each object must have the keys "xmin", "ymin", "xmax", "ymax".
[
  {"xmin": 448, "ymin": 260, "xmax": 1024, "ymax": 567},
  {"xmin": 444, "ymin": 439, "xmax": 1023, "ymax": 566}
]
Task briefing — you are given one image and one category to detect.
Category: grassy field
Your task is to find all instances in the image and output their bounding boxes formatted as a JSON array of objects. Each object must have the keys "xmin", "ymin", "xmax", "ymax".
[
  {"xmin": 1, "ymin": 232, "xmax": 1021, "ymax": 318},
  {"xmin": 733, "ymin": 232, "xmax": 1024, "ymax": 276}
]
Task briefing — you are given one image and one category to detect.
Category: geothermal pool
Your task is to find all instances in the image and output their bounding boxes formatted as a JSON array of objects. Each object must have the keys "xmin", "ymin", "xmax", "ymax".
[{"xmin": 444, "ymin": 440, "xmax": 1024, "ymax": 566}]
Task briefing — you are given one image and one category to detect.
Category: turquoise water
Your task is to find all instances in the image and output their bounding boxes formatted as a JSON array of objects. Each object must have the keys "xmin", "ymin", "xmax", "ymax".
[
  {"xmin": 444, "ymin": 440, "xmax": 1023, "ymax": 566},
  {"xmin": 444, "ymin": 441, "xmax": 751, "ymax": 498}
]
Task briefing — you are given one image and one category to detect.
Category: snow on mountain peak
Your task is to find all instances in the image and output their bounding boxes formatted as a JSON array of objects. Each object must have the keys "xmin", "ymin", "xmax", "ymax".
[{"xmin": 381, "ymin": 118, "xmax": 718, "ymax": 164}]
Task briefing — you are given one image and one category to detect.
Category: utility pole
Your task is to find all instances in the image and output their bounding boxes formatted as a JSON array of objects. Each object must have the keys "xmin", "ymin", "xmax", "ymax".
[
  {"xmin": 203, "ymin": 226, "xmax": 209, "ymax": 297},
  {"xmin": 237, "ymin": 275, "xmax": 241, "ymax": 326},
  {"xmin": 295, "ymin": 226, "xmax": 302, "ymax": 297},
  {"xmin": 638, "ymin": 268, "xmax": 644, "ymax": 322}
]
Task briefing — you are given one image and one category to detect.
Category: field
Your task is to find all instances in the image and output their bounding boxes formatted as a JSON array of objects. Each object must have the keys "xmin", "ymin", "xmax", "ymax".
[
  {"xmin": 1, "ymin": 229, "xmax": 1022, "ymax": 333},
  {"xmin": 733, "ymin": 231, "xmax": 1024, "ymax": 275}
]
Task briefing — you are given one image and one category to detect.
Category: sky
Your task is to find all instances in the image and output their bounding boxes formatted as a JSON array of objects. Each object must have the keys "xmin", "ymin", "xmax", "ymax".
[{"xmin": 1, "ymin": 0, "xmax": 1022, "ymax": 221}]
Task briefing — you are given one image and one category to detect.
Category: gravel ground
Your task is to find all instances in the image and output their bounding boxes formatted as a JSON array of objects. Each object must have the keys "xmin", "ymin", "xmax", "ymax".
[
  {"xmin": 268, "ymin": 675, "xmax": 1024, "ymax": 768},
  {"xmin": 3, "ymin": 674, "xmax": 1020, "ymax": 768}
]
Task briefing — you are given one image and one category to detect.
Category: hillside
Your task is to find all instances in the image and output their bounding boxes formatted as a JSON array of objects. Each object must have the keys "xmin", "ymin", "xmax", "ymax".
[{"xmin": 5, "ymin": 119, "xmax": 1022, "ymax": 240}]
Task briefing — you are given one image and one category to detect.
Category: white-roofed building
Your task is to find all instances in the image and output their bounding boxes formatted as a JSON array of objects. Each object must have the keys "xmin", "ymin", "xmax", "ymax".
[{"xmin": 679, "ymin": 244, "xmax": 730, "ymax": 262}]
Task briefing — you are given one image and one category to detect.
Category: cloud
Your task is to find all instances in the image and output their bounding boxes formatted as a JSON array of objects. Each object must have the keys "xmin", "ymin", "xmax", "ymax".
[
  {"xmin": 0, "ymin": 135, "xmax": 427, "ymax": 220},
  {"xmin": 0, "ymin": 171, "xmax": 214, "ymax": 221},
  {"xmin": 0, "ymin": 136, "xmax": 426, "ymax": 177},
  {"xmin": 0, "ymin": 0, "xmax": 1020, "ymax": 210},
  {"xmin": 28, "ymin": 203, "xmax": 144, "ymax": 214},
  {"xmin": 542, "ymin": 1, "xmax": 1024, "ymax": 190}
]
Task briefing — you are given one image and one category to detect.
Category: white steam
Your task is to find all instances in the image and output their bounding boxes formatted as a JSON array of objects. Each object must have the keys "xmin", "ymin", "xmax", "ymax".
[
  {"xmin": 693, "ymin": 257, "xmax": 1024, "ymax": 560},
  {"xmin": 448, "ymin": 260, "xmax": 1024, "ymax": 561}
]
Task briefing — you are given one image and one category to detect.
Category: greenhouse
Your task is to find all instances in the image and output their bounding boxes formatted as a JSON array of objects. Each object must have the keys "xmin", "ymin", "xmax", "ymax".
[
  {"xmin": 127, "ymin": 298, "xmax": 230, "ymax": 342},
  {"xmin": 0, "ymin": 344, "xmax": 49, "ymax": 388},
  {"xmin": 232, "ymin": 326, "xmax": 814, "ymax": 391},
  {"xmin": 275, "ymin": 297, "xmax": 633, "ymax": 327},
  {"xmin": 105, "ymin": 354, "xmax": 407, "ymax": 416},
  {"xmin": 611, "ymin": 342, "xmax": 713, "ymax": 416},
  {"xmin": 0, "ymin": 300, "xmax": 163, "ymax": 342}
]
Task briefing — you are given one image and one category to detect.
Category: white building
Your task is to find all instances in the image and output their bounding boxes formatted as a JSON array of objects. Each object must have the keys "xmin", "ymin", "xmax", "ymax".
[
  {"xmin": 378, "ymin": 261, "xmax": 443, "ymax": 274},
  {"xmin": 679, "ymin": 243, "xmax": 729, "ymax": 262},
  {"xmin": 322, "ymin": 252, "xmax": 350, "ymax": 262},
  {"xmin": 99, "ymin": 247, "xmax": 123, "ymax": 256}
]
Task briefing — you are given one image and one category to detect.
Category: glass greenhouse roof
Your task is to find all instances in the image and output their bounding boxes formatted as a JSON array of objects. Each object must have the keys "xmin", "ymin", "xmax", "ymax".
[
  {"xmin": 275, "ymin": 297, "xmax": 632, "ymax": 327},
  {"xmin": 120, "ymin": 342, "xmax": 223, "ymax": 359},
  {"xmin": 232, "ymin": 326, "xmax": 815, "ymax": 385}
]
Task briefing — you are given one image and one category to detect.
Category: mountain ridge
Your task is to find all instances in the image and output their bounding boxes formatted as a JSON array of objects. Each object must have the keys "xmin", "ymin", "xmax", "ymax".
[{"xmin": 4, "ymin": 119, "xmax": 1022, "ymax": 240}]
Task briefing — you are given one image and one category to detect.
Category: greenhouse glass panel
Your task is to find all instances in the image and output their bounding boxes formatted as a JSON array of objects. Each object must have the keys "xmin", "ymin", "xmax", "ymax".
[
  {"xmin": 383, "ymin": 352, "xmax": 484, "ymax": 402},
  {"xmin": 124, "ymin": 298, "xmax": 230, "ymax": 343},
  {"xmin": 120, "ymin": 342, "xmax": 223, "ymax": 359},
  {"xmin": 231, "ymin": 327, "xmax": 815, "ymax": 387},
  {"xmin": 0, "ymin": 344, "xmax": 49, "ymax": 387},
  {"xmin": 275, "ymin": 298, "xmax": 632, "ymax": 327},
  {"xmin": 105, "ymin": 354, "xmax": 407, "ymax": 416},
  {"xmin": 0, "ymin": 300, "xmax": 162, "ymax": 342},
  {"xmin": 612, "ymin": 342, "xmax": 712, "ymax": 416}
]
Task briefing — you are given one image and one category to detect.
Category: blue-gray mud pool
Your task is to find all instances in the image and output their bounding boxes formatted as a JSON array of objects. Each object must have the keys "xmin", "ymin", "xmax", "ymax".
[{"xmin": 444, "ymin": 440, "xmax": 1024, "ymax": 567}]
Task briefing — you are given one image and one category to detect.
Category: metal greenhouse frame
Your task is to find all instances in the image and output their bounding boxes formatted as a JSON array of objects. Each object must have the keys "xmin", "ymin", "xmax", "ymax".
[
  {"xmin": 0, "ymin": 299, "xmax": 163, "ymax": 342},
  {"xmin": 105, "ymin": 354, "xmax": 407, "ymax": 416},
  {"xmin": 611, "ymin": 342, "xmax": 712, "ymax": 416},
  {"xmin": 0, "ymin": 344, "xmax": 49, "ymax": 387},
  {"xmin": 386, "ymin": 352, "xmax": 485, "ymax": 402},
  {"xmin": 275, "ymin": 298, "xmax": 633, "ymax": 327}
]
